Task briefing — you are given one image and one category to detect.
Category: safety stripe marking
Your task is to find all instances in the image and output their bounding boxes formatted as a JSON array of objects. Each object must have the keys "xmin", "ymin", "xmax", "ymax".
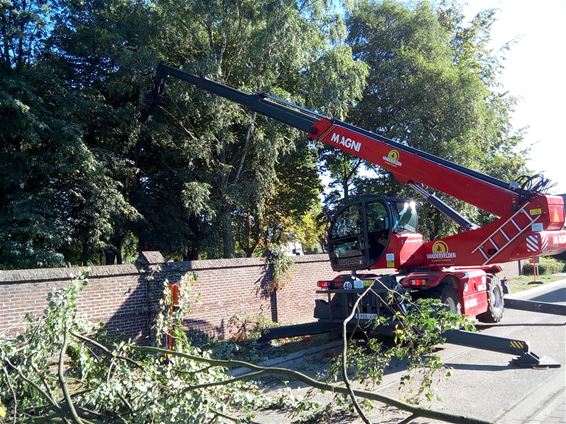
[
  {"xmin": 526, "ymin": 235, "xmax": 539, "ymax": 252},
  {"xmin": 541, "ymin": 234, "xmax": 548, "ymax": 251},
  {"xmin": 510, "ymin": 341, "xmax": 526, "ymax": 350},
  {"xmin": 527, "ymin": 234, "xmax": 549, "ymax": 252}
]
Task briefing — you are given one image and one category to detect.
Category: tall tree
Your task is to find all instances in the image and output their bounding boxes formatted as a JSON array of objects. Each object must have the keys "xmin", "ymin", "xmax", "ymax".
[
  {"xmin": 0, "ymin": 1, "xmax": 137, "ymax": 268},
  {"xmin": 49, "ymin": 0, "xmax": 206, "ymax": 261},
  {"xmin": 148, "ymin": 0, "xmax": 367, "ymax": 257},
  {"xmin": 41, "ymin": 0, "xmax": 367, "ymax": 262},
  {"xmin": 338, "ymin": 0, "xmax": 527, "ymax": 239}
]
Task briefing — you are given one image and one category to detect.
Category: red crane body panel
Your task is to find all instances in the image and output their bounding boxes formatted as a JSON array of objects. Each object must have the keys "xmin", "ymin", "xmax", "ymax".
[
  {"xmin": 308, "ymin": 119, "xmax": 566, "ymax": 267},
  {"xmin": 308, "ymin": 119, "xmax": 521, "ymax": 217}
]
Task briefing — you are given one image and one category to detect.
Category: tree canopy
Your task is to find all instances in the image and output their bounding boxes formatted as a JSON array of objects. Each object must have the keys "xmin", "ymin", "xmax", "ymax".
[
  {"xmin": 325, "ymin": 0, "xmax": 527, "ymax": 239},
  {"xmin": 0, "ymin": 0, "xmax": 529, "ymax": 268}
]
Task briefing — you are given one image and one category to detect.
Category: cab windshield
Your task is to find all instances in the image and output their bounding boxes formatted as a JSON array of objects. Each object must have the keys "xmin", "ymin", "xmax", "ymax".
[
  {"xmin": 393, "ymin": 201, "xmax": 418, "ymax": 233},
  {"xmin": 328, "ymin": 199, "xmax": 391, "ymax": 270},
  {"xmin": 327, "ymin": 197, "xmax": 418, "ymax": 271},
  {"xmin": 328, "ymin": 204, "xmax": 366, "ymax": 269}
]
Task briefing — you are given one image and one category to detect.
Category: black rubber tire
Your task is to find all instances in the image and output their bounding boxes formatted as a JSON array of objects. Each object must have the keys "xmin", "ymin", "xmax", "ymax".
[
  {"xmin": 440, "ymin": 283, "xmax": 461, "ymax": 315},
  {"xmin": 477, "ymin": 275, "xmax": 504, "ymax": 323}
]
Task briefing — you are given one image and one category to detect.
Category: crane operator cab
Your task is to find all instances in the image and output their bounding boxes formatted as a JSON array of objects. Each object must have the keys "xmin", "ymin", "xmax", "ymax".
[{"xmin": 328, "ymin": 196, "xmax": 418, "ymax": 271}]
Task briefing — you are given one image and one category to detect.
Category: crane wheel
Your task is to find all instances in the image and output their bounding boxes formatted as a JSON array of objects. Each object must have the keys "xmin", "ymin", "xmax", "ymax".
[
  {"xmin": 477, "ymin": 275, "xmax": 504, "ymax": 323},
  {"xmin": 440, "ymin": 283, "xmax": 461, "ymax": 315}
]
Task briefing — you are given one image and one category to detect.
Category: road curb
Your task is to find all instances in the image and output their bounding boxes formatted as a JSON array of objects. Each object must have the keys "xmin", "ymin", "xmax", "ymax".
[
  {"xmin": 506, "ymin": 279, "xmax": 566, "ymax": 300},
  {"xmin": 527, "ymin": 388, "xmax": 565, "ymax": 423},
  {"xmin": 228, "ymin": 339, "xmax": 342, "ymax": 377},
  {"xmin": 497, "ymin": 371, "xmax": 565, "ymax": 423}
]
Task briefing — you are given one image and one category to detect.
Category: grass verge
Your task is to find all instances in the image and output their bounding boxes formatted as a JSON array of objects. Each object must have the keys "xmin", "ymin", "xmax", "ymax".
[{"xmin": 505, "ymin": 274, "xmax": 564, "ymax": 294}]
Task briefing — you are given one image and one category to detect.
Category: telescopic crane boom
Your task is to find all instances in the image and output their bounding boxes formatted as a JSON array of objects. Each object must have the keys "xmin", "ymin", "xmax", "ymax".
[
  {"xmin": 144, "ymin": 63, "xmax": 525, "ymax": 215},
  {"xmin": 142, "ymin": 62, "xmax": 566, "ymax": 271},
  {"xmin": 142, "ymin": 62, "xmax": 566, "ymax": 367}
]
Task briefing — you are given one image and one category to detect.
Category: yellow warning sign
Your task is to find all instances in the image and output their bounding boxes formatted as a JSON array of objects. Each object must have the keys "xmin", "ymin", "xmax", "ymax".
[{"xmin": 552, "ymin": 209, "xmax": 561, "ymax": 222}]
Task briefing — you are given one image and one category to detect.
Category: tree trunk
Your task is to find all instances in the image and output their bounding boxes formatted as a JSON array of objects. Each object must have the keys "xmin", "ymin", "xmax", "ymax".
[
  {"xmin": 221, "ymin": 205, "xmax": 235, "ymax": 258},
  {"xmin": 219, "ymin": 134, "xmax": 235, "ymax": 258},
  {"xmin": 1, "ymin": 13, "xmax": 12, "ymax": 68},
  {"xmin": 342, "ymin": 177, "xmax": 349, "ymax": 199},
  {"xmin": 104, "ymin": 250, "xmax": 116, "ymax": 265},
  {"xmin": 80, "ymin": 242, "xmax": 90, "ymax": 266},
  {"xmin": 116, "ymin": 242, "xmax": 123, "ymax": 264},
  {"xmin": 185, "ymin": 246, "xmax": 199, "ymax": 260}
]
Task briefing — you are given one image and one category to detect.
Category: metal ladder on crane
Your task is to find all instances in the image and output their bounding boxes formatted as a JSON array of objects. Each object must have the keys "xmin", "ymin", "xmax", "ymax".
[{"xmin": 472, "ymin": 204, "xmax": 540, "ymax": 265}]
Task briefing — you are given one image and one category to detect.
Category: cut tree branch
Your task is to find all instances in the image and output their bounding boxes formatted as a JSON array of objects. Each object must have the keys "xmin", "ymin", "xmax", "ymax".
[
  {"xmin": 398, "ymin": 412, "xmax": 418, "ymax": 424},
  {"xmin": 342, "ymin": 285, "xmax": 374, "ymax": 423},
  {"xmin": 4, "ymin": 357, "xmax": 60, "ymax": 412},
  {"xmin": 144, "ymin": 370, "xmax": 266, "ymax": 411},
  {"xmin": 2, "ymin": 366, "xmax": 18, "ymax": 424},
  {"xmin": 209, "ymin": 407, "xmax": 240, "ymax": 423},
  {"xmin": 30, "ymin": 362, "xmax": 58, "ymax": 409},
  {"xmin": 58, "ymin": 324, "xmax": 83, "ymax": 424},
  {"xmin": 70, "ymin": 331, "xmax": 144, "ymax": 370},
  {"xmin": 135, "ymin": 345, "xmax": 490, "ymax": 424},
  {"xmin": 181, "ymin": 369, "xmax": 265, "ymax": 392}
]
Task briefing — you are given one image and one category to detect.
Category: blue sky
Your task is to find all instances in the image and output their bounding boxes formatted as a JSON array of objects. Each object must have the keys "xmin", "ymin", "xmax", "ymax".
[{"xmin": 463, "ymin": 0, "xmax": 566, "ymax": 195}]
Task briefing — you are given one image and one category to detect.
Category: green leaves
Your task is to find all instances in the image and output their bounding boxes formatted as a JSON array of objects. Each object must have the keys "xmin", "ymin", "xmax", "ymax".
[
  {"xmin": 331, "ymin": 0, "xmax": 528, "ymax": 239},
  {"xmin": 304, "ymin": 45, "xmax": 369, "ymax": 119},
  {"xmin": 0, "ymin": 0, "xmax": 530, "ymax": 265},
  {"xmin": 332, "ymin": 294, "xmax": 473, "ymax": 405},
  {"xmin": 267, "ymin": 244, "xmax": 295, "ymax": 291}
]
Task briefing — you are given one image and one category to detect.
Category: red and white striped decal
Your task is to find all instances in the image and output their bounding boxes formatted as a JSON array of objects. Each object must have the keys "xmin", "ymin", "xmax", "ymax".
[
  {"xmin": 526, "ymin": 234, "xmax": 539, "ymax": 252},
  {"xmin": 541, "ymin": 233, "xmax": 549, "ymax": 251},
  {"xmin": 526, "ymin": 233, "xmax": 548, "ymax": 252}
]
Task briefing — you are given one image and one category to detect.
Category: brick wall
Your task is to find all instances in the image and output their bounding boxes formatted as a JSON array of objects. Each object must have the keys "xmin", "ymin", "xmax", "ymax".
[
  {"xmin": 0, "ymin": 256, "xmax": 521, "ymax": 340},
  {"xmin": 0, "ymin": 254, "xmax": 342, "ymax": 340},
  {"xmin": 0, "ymin": 264, "xmax": 153, "ymax": 339}
]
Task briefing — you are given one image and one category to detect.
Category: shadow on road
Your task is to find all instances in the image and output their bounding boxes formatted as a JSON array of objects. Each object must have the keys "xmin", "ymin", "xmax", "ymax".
[
  {"xmin": 531, "ymin": 287, "xmax": 566, "ymax": 303},
  {"xmin": 443, "ymin": 362, "xmax": 513, "ymax": 372},
  {"xmin": 476, "ymin": 322, "xmax": 566, "ymax": 330}
]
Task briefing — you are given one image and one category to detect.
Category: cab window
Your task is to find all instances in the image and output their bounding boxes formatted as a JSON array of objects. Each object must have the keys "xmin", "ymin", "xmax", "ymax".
[
  {"xmin": 366, "ymin": 201, "xmax": 390, "ymax": 263},
  {"xmin": 329, "ymin": 204, "xmax": 365, "ymax": 268},
  {"xmin": 330, "ymin": 205, "xmax": 362, "ymax": 239},
  {"xmin": 393, "ymin": 201, "xmax": 418, "ymax": 233}
]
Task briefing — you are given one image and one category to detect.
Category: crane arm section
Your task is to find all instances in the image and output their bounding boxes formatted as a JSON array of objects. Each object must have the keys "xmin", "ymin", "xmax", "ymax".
[
  {"xmin": 144, "ymin": 63, "xmax": 527, "ymax": 217},
  {"xmin": 309, "ymin": 119, "xmax": 522, "ymax": 216}
]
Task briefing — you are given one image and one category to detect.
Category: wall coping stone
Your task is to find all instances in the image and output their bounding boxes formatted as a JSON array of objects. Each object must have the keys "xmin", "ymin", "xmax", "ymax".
[
  {"xmin": 162, "ymin": 253, "xmax": 330, "ymax": 272},
  {"xmin": 0, "ymin": 264, "xmax": 141, "ymax": 284},
  {"xmin": 140, "ymin": 251, "xmax": 166, "ymax": 265},
  {"xmin": 0, "ymin": 253, "xmax": 333, "ymax": 284}
]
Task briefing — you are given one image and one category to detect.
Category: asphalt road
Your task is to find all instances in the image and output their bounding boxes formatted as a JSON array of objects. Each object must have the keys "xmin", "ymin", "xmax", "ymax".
[
  {"xmin": 375, "ymin": 280, "xmax": 566, "ymax": 423},
  {"xmin": 530, "ymin": 286, "xmax": 566, "ymax": 305},
  {"xmin": 256, "ymin": 280, "xmax": 566, "ymax": 423}
]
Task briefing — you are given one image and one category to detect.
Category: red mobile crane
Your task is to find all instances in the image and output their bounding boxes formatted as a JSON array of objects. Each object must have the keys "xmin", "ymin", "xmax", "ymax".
[{"xmin": 142, "ymin": 63, "xmax": 566, "ymax": 367}]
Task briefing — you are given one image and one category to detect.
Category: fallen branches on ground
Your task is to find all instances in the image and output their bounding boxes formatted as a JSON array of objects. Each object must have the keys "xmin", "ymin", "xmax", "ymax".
[{"xmin": 0, "ymin": 272, "xmax": 485, "ymax": 424}]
